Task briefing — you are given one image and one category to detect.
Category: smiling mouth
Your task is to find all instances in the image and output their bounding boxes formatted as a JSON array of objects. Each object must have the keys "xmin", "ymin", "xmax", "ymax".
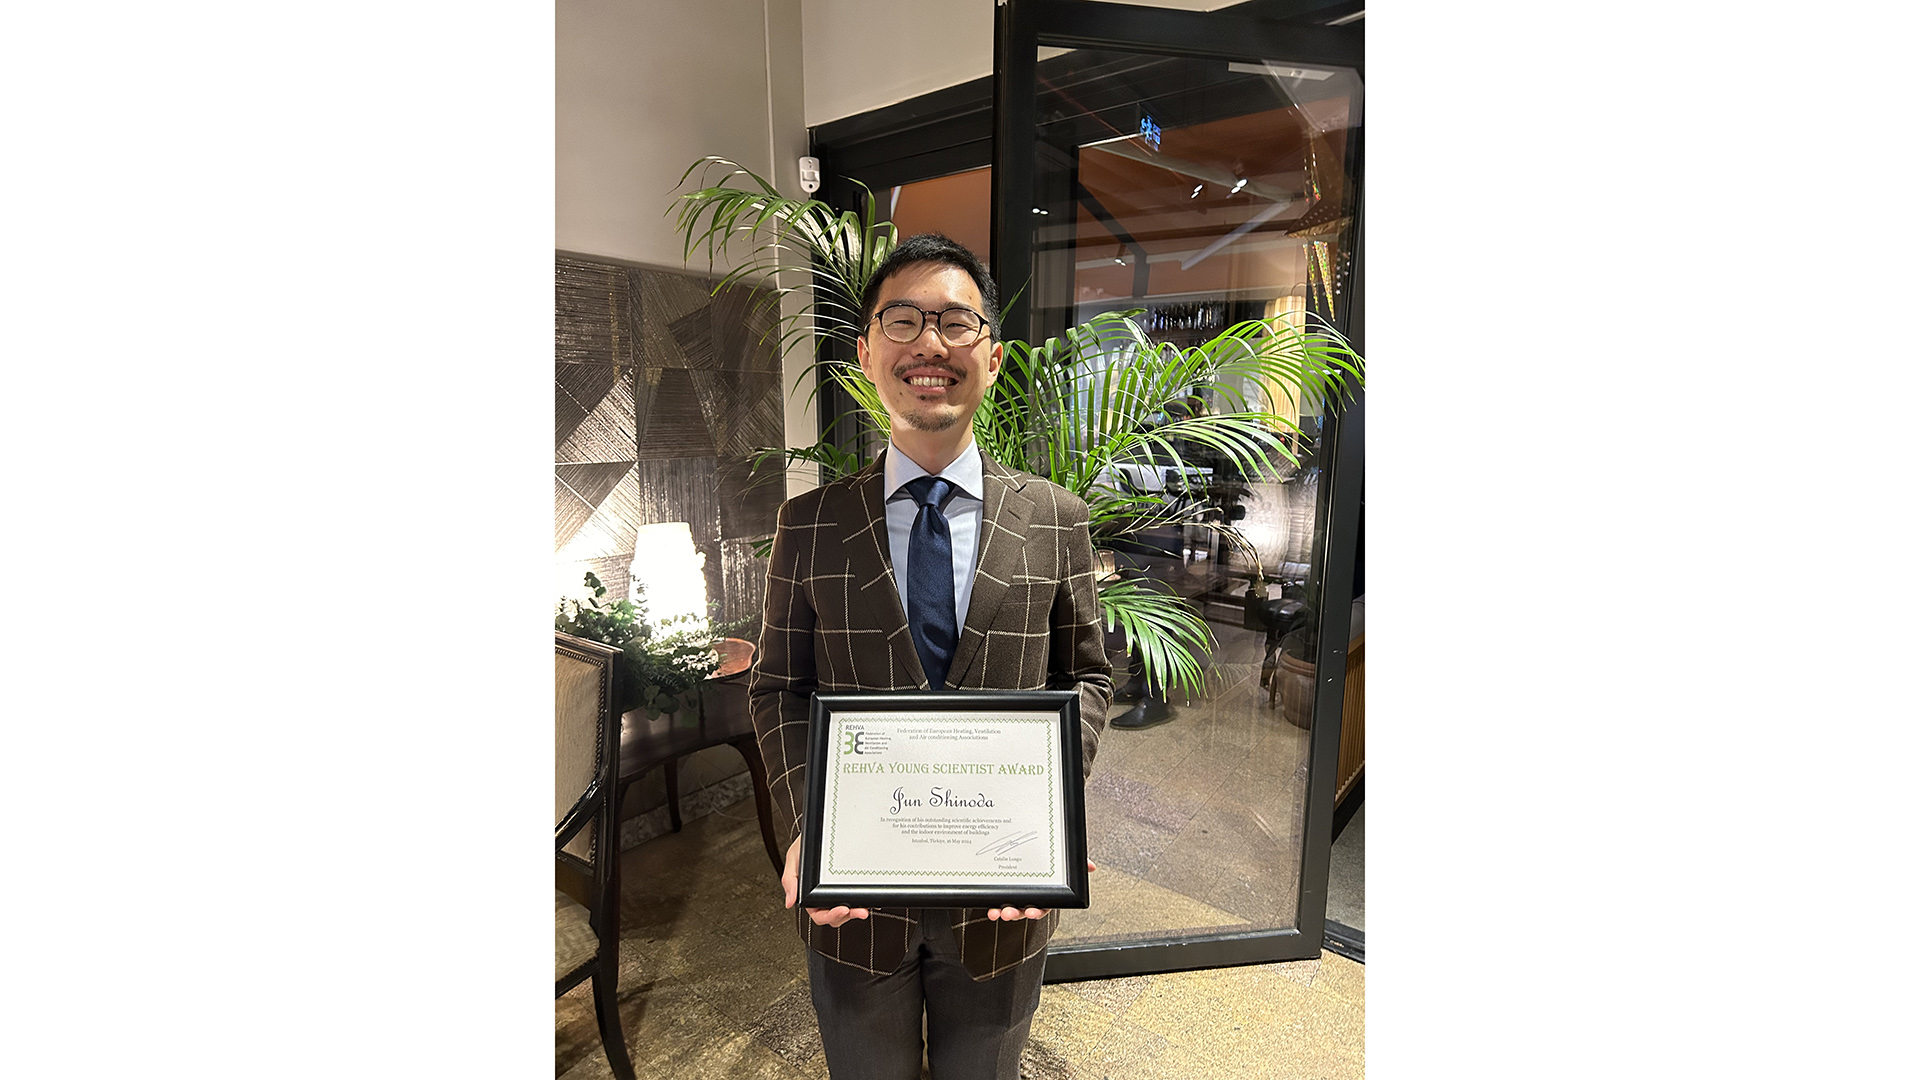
[{"xmin": 906, "ymin": 375, "xmax": 957, "ymax": 388}]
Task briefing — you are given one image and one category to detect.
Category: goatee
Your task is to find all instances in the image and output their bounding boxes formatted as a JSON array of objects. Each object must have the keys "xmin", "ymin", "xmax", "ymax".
[{"xmin": 901, "ymin": 407, "xmax": 961, "ymax": 433}]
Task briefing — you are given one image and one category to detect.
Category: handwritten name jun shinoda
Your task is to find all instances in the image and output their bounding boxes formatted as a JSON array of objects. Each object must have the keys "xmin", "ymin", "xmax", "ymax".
[
  {"xmin": 842, "ymin": 762, "xmax": 1044, "ymax": 775},
  {"xmin": 891, "ymin": 786, "xmax": 999, "ymax": 815}
]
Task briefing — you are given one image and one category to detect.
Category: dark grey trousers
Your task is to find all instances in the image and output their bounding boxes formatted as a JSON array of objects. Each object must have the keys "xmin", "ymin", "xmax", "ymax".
[{"xmin": 806, "ymin": 912, "xmax": 1047, "ymax": 1080}]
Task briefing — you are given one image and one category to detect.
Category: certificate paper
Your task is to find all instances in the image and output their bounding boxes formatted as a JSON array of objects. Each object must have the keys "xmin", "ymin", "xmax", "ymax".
[{"xmin": 800, "ymin": 692, "xmax": 1089, "ymax": 909}]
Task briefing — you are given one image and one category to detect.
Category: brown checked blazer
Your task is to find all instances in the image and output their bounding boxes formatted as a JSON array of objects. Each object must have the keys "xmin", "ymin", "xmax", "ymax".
[{"xmin": 749, "ymin": 449, "xmax": 1113, "ymax": 980}]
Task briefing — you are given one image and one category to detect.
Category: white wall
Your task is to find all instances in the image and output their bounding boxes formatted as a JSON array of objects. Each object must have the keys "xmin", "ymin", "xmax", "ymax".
[
  {"xmin": 802, "ymin": 0, "xmax": 996, "ymax": 128},
  {"xmin": 557, "ymin": 0, "xmax": 808, "ymax": 271},
  {"xmin": 801, "ymin": 0, "xmax": 1230, "ymax": 127}
]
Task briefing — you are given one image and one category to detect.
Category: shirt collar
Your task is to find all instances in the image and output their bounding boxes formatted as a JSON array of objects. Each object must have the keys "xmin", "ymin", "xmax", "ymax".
[{"xmin": 884, "ymin": 439, "xmax": 982, "ymax": 501}]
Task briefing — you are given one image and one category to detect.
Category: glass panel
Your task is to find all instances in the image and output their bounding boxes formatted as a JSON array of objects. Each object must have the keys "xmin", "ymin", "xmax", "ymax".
[
  {"xmin": 886, "ymin": 165, "xmax": 992, "ymax": 265},
  {"xmin": 1025, "ymin": 45, "xmax": 1362, "ymax": 950}
]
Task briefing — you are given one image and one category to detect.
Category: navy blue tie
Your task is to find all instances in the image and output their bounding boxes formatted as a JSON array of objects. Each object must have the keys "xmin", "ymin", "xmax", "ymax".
[{"xmin": 903, "ymin": 475, "xmax": 959, "ymax": 690}]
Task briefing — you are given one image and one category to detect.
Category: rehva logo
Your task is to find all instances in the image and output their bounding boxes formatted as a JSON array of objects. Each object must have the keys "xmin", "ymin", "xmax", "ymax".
[{"xmin": 840, "ymin": 730, "xmax": 872, "ymax": 755}]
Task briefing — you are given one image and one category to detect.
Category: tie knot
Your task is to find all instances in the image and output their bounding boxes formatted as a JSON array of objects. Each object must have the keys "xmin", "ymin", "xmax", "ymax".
[{"xmin": 904, "ymin": 475, "xmax": 955, "ymax": 510}]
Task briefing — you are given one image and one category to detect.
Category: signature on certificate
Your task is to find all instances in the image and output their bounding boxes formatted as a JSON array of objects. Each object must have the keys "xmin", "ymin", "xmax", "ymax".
[{"xmin": 975, "ymin": 830, "xmax": 1041, "ymax": 859}]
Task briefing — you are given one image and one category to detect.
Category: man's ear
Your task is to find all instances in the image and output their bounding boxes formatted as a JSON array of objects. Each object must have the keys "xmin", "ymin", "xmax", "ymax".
[
  {"xmin": 856, "ymin": 332, "xmax": 875, "ymax": 381},
  {"xmin": 984, "ymin": 340, "xmax": 1003, "ymax": 385}
]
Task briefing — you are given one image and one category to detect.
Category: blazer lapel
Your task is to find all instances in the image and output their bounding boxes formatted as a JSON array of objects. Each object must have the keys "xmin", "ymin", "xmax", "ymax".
[
  {"xmin": 948, "ymin": 454, "xmax": 1033, "ymax": 685},
  {"xmin": 836, "ymin": 452, "xmax": 926, "ymax": 686}
]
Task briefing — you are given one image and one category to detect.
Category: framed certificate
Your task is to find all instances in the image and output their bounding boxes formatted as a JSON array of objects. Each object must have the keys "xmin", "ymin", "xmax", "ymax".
[{"xmin": 798, "ymin": 691, "xmax": 1090, "ymax": 910}]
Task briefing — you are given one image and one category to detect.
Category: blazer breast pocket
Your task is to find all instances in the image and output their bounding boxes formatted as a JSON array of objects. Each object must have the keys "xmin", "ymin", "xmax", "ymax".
[{"xmin": 998, "ymin": 577, "xmax": 1056, "ymax": 627}]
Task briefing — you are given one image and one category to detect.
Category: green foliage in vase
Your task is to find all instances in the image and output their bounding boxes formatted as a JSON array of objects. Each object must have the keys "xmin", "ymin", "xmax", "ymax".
[
  {"xmin": 556, "ymin": 573, "xmax": 717, "ymax": 717},
  {"xmin": 554, "ymin": 572, "xmax": 641, "ymax": 647},
  {"xmin": 671, "ymin": 160, "xmax": 1364, "ymax": 700}
]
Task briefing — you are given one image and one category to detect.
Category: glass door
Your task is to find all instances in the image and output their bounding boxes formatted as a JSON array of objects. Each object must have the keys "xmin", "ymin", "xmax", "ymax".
[{"xmin": 992, "ymin": 0, "xmax": 1363, "ymax": 978}]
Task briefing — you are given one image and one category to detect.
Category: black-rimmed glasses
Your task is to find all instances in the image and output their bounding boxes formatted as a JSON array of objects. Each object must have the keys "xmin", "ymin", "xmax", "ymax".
[{"xmin": 869, "ymin": 302, "xmax": 989, "ymax": 347}]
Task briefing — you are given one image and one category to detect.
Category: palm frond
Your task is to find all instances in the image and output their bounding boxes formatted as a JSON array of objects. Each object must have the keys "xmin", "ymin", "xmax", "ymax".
[
  {"xmin": 1096, "ymin": 577, "xmax": 1215, "ymax": 700},
  {"xmin": 829, "ymin": 366, "xmax": 889, "ymax": 430},
  {"xmin": 748, "ymin": 442, "xmax": 864, "ymax": 486},
  {"xmin": 671, "ymin": 157, "xmax": 896, "ymax": 354}
]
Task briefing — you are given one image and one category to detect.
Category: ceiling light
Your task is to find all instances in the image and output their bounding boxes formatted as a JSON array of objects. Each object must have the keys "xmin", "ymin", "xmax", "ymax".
[
  {"xmin": 1113, "ymin": 257, "xmax": 1126, "ymax": 265},
  {"xmin": 1228, "ymin": 60, "xmax": 1339, "ymax": 81},
  {"xmin": 1230, "ymin": 178, "xmax": 1248, "ymax": 194},
  {"xmin": 1031, "ymin": 207, "xmax": 1049, "ymax": 215},
  {"xmin": 1190, "ymin": 184, "xmax": 1203, "ymax": 198}
]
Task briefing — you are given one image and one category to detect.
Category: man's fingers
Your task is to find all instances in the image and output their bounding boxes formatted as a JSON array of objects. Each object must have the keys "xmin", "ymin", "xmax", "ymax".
[
  {"xmin": 805, "ymin": 905, "xmax": 871, "ymax": 927},
  {"xmin": 788, "ymin": 838, "xmax": 872, "ymax": 927},
  {"xmin": 782, "ymin": 838, "xmax": 802, "ymax": 910}
]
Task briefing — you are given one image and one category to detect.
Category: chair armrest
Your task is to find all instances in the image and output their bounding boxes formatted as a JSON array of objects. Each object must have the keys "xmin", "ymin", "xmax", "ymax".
[{"xmin": 555, "ymin": 779, "xmax": 602, "ymax": 850}]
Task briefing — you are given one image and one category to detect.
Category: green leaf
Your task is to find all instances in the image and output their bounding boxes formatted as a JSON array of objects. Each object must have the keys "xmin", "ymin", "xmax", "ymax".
[{"xmin": 1096, "ymin": 578, "xmax": 1215, "ymax": 701}]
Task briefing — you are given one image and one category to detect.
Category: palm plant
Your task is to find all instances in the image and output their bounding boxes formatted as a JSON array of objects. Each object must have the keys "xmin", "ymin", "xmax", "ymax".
[
  {"xmin": 674, "ymin": 157, "xmax": 897, "ymax": 477},
  {"xmin": 672, "ymin": 158, "xmax": 1364, "ymax": 699}
]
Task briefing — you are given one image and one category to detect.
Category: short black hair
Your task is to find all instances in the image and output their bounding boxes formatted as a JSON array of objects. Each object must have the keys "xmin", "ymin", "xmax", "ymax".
[{"xmin": 858, "ymin": 232, "xmax": 1001, "ymax": 341}]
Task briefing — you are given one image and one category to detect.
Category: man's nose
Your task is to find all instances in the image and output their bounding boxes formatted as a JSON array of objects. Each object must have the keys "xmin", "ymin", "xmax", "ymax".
[{"xmin": 908, "ymin": 321, "xmax": 948, "ymax": 355}]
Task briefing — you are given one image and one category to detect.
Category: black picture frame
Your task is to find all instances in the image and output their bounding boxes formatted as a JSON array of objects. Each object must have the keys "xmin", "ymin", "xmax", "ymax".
[{"xmin": 799, "ymin": 690, "xmax": 1090, "ymax": 910}]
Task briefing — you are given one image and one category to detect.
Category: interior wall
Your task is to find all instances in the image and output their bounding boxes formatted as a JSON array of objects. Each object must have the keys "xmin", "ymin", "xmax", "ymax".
[
  {"xmin": 802, "ymin": 0, "xmax": 995, "ymax": 128},
  {"xmin": 556, "ymin": 1, "xmax": 808, "ymax": 835},
  {"xmin": 802, "ymin": 0, "xmax": 1234, "ymax": 127},
  {"xmin": 556, "ymin": 253, "xmax": 786, "ymax": 846},
  {"xmin": 558, "ymin": 0, "xmax": 808, "ymax": 269},
  {"xmin": 557, "ymin": 0, "xmax": 816, "ymax": 495},
  {"xmin": 555, "ymin": 255, "xmax": 783, "ymax": 626}
]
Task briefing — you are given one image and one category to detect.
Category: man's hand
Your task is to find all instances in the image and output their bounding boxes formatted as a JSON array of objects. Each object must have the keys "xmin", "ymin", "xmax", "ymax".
[
  {"xmin": 985, "ymin": 858, "xmax": 1097, "ymax": 922},
  {"xmin": 783, "ymin": 836, "xmax": 870, "ymax": 927}
]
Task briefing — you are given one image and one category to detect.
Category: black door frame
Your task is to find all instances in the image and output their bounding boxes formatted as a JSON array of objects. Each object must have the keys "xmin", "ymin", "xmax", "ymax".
[{"xmin": 994, "ymin": 0, "xmax": 1363, "ymax": 980}]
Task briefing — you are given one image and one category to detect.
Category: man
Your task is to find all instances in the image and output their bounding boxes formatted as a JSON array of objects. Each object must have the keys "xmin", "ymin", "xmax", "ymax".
[{"xmin": 749, "ymin": 233, "xmax": 1112, "ymax": 1080}]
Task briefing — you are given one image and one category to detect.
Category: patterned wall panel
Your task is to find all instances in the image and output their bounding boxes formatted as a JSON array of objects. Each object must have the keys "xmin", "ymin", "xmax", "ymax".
[
  {"xmin": 719, "ymin": 537, "xmax": 770, "ymax": 626},
  {"xmin": 556, "ymin": 254, "xmax": 780, "ymax": 636},
  {"xmin": 555, "ymin": 259, "xmax": 639, "ymax": 370},
  {"xmin": 558, "ymin": 365, "xmax": 638, "ymax": 462}
]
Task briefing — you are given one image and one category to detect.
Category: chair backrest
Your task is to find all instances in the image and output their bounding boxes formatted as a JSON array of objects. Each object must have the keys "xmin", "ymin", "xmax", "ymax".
[{"xmin": 556, "ymin": 632, "xmax": 622, "ymax": 865}]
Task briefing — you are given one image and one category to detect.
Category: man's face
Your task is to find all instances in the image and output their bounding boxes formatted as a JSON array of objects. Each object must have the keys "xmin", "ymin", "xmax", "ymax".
[{"xmin": 856, "ymin": 261, "xmax": 1003, "ymax": 437}]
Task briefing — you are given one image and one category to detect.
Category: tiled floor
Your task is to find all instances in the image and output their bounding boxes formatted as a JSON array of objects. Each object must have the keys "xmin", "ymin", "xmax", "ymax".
[
  {"xmin": 1060, "ymin": 622, "xmax": 1317, "ymax": 949},
  {"xmin": 557, "ymin": 803, "xmax": 1364, "ymax": 1079}
]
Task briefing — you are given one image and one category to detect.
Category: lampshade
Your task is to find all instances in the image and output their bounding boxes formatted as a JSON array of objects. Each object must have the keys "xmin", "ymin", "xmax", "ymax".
[{"xmin": 629, "ymin": 522, "xmax": 709, "ymax": 631}]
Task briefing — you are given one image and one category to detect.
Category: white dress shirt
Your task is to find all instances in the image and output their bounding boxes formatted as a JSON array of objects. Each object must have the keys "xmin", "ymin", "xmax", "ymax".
[{"xmin": 883, "ymin": 439, "xmax": 984, "ymax": 631}]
